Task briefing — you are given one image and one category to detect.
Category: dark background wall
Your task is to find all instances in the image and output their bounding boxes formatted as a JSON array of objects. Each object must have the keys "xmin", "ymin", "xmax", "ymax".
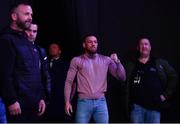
[{"xmin": 1, "ymin": 0, "xmax": 180, "ymax": 122}]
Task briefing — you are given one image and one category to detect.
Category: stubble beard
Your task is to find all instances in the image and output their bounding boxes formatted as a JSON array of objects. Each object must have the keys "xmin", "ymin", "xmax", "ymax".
[
  {"xmin": 86, "ymin": 48, "xmax": 97, "ymax": 55},
  {"xmin": 17, "ymin": 20, "xmax": 31, "ymax": 30}
]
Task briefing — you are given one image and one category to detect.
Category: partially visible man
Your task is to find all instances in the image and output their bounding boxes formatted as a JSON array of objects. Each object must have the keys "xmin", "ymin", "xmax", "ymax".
[
  {"xmin": 25, "ymin": 23, "xmax": 38, "ymax": 42},
  {"xmin": 125, "ymin": 38, "xmax": 178, "ymax": 123},
  {"xmin": 64, "ymin": 35, "xmax": 126, "ymax": 123},
  {"xmin": 25, "ymin": 23, "xmax": 51, "ymax": 106},
  {"xmin": 0, "ymin": 97, "xmax": 7, "ymax": 123},
  {"xmin": 45, "ymin": 43, "xmax": 73, "ymax": 122},
  {"xmin": 0, "ymin": 2, "xmax": 46, "ymax": 122}
]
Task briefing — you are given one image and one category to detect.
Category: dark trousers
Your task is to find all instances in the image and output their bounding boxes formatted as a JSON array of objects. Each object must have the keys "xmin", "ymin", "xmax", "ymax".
[{"xmin": 7, "ymin": 108, "xmax": 39, "ymax": 123}]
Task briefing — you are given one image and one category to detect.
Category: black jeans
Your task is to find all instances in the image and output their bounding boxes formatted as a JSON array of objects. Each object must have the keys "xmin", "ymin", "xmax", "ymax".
[{"xmin": 7, "ymin": 107, "xmax": 39, "ymax": 123}]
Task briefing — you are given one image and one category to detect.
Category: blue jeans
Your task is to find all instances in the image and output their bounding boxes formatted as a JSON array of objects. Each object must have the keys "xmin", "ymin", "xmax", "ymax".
[
  {"xmin": 130, "ymin": 104, "xmax": 160, "ymax": 123},
  {"xmin": 76, "ymin": 97, "xmax": 109, "ymax": 123},
  {"xmin": 0, "ymin": 98, "xmax": 7, "ymax": 124}
]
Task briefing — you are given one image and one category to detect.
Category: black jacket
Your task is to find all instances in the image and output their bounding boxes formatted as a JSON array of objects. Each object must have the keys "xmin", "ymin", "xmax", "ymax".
[
  {"xmin": 48, "ymin": 57, "xmax": 69, "ymax": 114},
  {"xmin": 36, "ymin": 46, "xmax": 51, "ymax": 103},
  {"xmin": 125, "ymin": 58, "xmax": 178, "ymax": 113},
  {"xmin": 0, "ymin": 27, "xmax": 45, "ymax": 109}
]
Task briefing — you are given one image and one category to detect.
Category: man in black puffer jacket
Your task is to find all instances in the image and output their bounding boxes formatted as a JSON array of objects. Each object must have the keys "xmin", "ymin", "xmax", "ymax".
[{"xmin": 0, "ymin": 2, "xmax": 46, "ymax": 122}]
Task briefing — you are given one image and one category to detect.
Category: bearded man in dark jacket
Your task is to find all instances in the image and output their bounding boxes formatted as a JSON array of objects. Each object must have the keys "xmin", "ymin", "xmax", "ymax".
[{"xmin": 0, "ymin": 2, "xmax": 46, "ymax": 122}]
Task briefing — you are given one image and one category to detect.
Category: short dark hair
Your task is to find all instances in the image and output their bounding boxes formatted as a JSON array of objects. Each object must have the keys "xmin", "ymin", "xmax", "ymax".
[
  {"xmin": 10, "ymin": 0, "xmax": 32, "ymax": 14},
  {"xmin": 81, "ymin": 34, "xmax": 98, "ymax": 43},
  {"xmin": 49, "ymin": 42, "xmax": 61, "ymax": 50}
]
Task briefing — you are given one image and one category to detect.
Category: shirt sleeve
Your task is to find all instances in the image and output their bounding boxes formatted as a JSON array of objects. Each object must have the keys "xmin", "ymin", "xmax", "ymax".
[
  {"xmin": 64, "ymin": 57, "xmax": 78, "ymax": 102},
  {"xmin": 108, "ymin": 58, "xmax": 126, "ymax": 81}
]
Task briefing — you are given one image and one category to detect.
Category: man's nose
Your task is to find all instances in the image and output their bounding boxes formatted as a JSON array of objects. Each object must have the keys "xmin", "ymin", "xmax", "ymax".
[
  {"xmin": 92, "ymin": 42, "xmax": 96, "ymax": 45},
  {"xmin": 30, "ymin": 32, "xmax": 33, "ymax": 36},
  {"xmin": 28, "ymin": 15, "xmax": 32, "ymax": 22}
]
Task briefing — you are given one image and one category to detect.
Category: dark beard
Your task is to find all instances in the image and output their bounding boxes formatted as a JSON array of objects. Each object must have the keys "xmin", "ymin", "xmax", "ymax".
[
  {"xmin": 86, "ymin": 49, "xmax": 97, "ymax": 55},
  {"xmin": 16, "ymin": 21, "xmax": 31, "ymax": 30}
]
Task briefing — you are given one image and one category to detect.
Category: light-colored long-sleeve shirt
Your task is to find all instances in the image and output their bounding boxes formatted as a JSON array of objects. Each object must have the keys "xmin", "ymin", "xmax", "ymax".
[{"xmin": 64, "ymin": 53, "xmax": 125, "ymax": 102}]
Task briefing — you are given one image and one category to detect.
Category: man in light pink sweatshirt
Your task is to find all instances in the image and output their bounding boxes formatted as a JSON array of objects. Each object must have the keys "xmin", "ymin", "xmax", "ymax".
[{"xmin": 64, "ymin": 35, "xmax": 126, "ymax": 123}]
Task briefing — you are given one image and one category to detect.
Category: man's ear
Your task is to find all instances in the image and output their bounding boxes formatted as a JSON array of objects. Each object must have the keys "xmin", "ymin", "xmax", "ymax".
[
  {"xmin": 83, "ymin": 42, "xmax": 85, "ymax": 48},
  {"xmin": 59, "ymin": 50, "xmax": 62, "ymax": 54},
  {"xmin": 11, "ymin": 13, "xmax": 17, "ymax": 21}
]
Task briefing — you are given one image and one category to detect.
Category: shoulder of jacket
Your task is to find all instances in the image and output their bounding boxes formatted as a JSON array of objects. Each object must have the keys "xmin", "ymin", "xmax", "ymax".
[
  {"xmin": 156, "ymin": 58, "xmax": 168, "ymax": 65},
  {"xmin": 156, "ymin": 58, "xmax": 166, "ymax": 62},
  {"xmin": 155, "ymin": 58, "xmax": 169, "ymax": 71}
]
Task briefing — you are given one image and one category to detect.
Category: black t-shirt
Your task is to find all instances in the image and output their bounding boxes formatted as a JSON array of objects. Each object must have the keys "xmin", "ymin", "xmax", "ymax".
[{"xmin": 130, "ymin": 58, "xmax": 163, "ymax": 110}]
